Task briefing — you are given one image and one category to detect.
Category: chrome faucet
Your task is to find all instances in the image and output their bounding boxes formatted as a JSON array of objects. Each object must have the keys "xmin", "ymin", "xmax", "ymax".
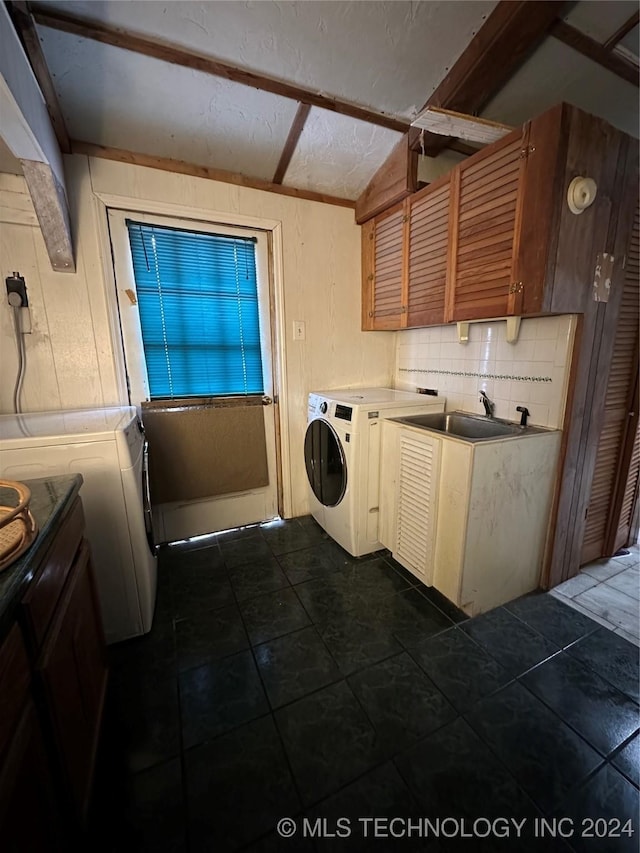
[{"xmin": 479, "ymin": 391, "xmax": 495, "ymax": 418}]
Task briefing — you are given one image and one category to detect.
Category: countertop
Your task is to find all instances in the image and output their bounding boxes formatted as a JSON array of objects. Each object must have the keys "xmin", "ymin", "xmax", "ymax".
[{"xmin": 0, "ymin": 474, "xmax": 83, "ymax": 641}]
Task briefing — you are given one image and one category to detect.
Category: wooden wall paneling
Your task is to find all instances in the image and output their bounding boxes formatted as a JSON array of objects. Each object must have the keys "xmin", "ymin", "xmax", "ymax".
[
  {"xmin": 407, "ymin": 173, "xmax": 450, "ymax": 326},
  {"xmin": 545, "ymin": 123, "xmax": 638, "ymax": 587},
  {"xmin": 615, "ymin": 417, "xmax": 640, "ymax": 550},
  {"xmin": 514, "ymin": 104, "xmax": 569, "ymax": 315},
  {"xmin": 355, "ymin": 136, "xmax": 417, "ymax": 225},
  {"xmin": 549, "ymin": 110, "xmax": 624, "ymax": 314},
  {"xmin": 602, "ymin": 212, "xmax": 640, "ymax": 555}
]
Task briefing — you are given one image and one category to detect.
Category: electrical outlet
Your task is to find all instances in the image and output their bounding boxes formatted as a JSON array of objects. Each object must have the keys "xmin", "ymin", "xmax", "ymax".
[
  {"xmin": 293, "ymin": 320, "xmax": 306, "ymax": 341},
  {"xmin": 6, "ymin": 272, "xmax": 28, "ymax": 307}
]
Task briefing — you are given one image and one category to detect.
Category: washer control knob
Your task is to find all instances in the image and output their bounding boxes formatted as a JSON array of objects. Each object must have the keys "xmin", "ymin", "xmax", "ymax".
[{"xmin": 320, "ymin": 401, "xmax": 328, "ymax": 414}]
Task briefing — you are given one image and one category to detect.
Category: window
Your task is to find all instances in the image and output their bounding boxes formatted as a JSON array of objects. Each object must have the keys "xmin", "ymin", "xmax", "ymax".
[{"xmin": 125, "ymin": 220, "xmax": 264, "ymax": 399}]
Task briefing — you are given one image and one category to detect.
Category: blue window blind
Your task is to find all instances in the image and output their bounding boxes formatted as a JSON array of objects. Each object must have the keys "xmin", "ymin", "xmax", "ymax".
[{"xmin": 126, "ymin": 220, "xmax": 264, "ymax": 399}]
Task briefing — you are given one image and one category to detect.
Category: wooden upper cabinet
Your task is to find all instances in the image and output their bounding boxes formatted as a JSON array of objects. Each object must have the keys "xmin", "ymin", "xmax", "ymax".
[
  {"xmin": 446, "ymin": 130, "xmax": 526, "ymax": 322},
  {"xmin": 407, "ymin": 175, "xmax": 450, "ymax": 327},
  {"xmin": 362, "ymin": 200, "xmax": 408, "ymax": 330},
  {"xmin": 361, "ymin": 103, "xmax": 632, "ymax": 330}
]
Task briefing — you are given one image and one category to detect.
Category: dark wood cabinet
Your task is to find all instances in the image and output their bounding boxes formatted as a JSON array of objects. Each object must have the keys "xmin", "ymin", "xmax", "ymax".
[
  {"xmin": 0, "ymin": 696, "xmax": 64, "ymax": 853},
  {"xmin": 0, "ymin": 496, "xmax": 107, "ymax": 847},
  {"xmin": 362, "ymin": 102, "xmax": 632, "ymax": 330},
  {"xmin": 38, "ymin": 541, "xmax": 107, "ymax": 821}
]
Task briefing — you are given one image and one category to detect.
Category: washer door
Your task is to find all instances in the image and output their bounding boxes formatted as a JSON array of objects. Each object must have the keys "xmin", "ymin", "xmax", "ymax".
[{"xmin": 304, "ymin": 419, "xmax": 347, "ymax": 507}]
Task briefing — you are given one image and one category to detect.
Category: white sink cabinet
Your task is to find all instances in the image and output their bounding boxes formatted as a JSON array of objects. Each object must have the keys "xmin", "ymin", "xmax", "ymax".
[{"xmin": 380, "ymin": 420, "xmax": 561, "ymax": 616}]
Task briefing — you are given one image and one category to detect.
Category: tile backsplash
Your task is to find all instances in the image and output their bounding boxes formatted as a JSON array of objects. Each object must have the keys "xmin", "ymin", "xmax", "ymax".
[{"xmin": 395, "ymin": 315, "xmax": 578, "ymax": 428}]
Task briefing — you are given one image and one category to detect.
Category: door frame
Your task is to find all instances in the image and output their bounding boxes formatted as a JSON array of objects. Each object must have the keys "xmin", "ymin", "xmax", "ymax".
[{"xmin": 90, "ymin": 190, "xmax": 292, "ymax": 519}]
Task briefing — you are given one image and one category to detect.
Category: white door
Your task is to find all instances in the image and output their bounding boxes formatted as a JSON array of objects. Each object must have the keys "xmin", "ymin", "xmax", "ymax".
[{"xmin": 108, "ymin": 209, "xmax": 279, "ymax": 541}]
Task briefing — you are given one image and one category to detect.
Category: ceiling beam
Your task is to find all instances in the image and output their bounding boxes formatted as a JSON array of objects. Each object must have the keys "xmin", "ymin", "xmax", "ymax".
[
  {"xmin": 409, "ymin": 0, "xmax": 566, "ymax": 155},
  {"xmin": 30, "ymin": 3, "xmax": 409, "ymax": 134},
  {"xmin": 6, "ymin": 1, "xmax": 70, "ymax": 153},
  {"xmin": 273, "ymin": 103, "xmax": 311, "ymax": 185},
  {"xmin": 549, "ymin": 19, "xmax": 639, "ymax": 87},
  {"xmin": 356, "ymin": 0, "xmax": 564, "ymax": 221},
  {"xmin": 70, "ymin": 140, "xmax": 356, "ymax": 210},
  {"xmin": 0, "ymin": 3, "xmax": 74, "ymax": 271},
  {"xmin": 603, "ymin": 10, "xmax": 639, "ymax": 51}
]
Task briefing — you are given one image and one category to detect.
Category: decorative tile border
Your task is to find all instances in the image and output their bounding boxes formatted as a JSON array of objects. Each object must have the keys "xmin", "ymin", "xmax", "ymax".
[{"xmin": 399, "ymin": 368, "xmax": 552, "ymax": 383}]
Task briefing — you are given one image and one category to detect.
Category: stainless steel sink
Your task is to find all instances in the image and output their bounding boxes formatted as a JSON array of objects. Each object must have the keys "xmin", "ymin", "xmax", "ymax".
[{"xmin": 390, "ymin": 411, "xmax": 546, "ymax": 441}]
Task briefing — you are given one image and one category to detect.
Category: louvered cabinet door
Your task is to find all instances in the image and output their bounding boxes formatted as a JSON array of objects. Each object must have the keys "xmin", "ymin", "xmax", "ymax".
[
  {"xmin": 394, "ymin": 431, "xmax": 441, "ymax": 584},
  {"xmin": 582, "ymin": 209, "xmax": 640, "ymax": 562},
  {"xmin": 407, "ymin": 177, "xmax": 450, "ymax": 327},
  {"xmin": 447, "ymin": 131, "xmax": 525, "ymax": 322},
  {"xmin": 367, "ymin": 201, "xmax": 407, "ymax": 330}
]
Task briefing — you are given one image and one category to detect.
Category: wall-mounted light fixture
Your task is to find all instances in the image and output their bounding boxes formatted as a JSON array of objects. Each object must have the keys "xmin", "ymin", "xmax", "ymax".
[{"xmin": 567, "ymin": 176, "xmax": 598, "ymax": 214}]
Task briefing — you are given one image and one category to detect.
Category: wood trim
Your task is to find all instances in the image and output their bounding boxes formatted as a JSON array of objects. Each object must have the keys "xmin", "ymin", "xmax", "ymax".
[
  {"xmin": 545, "ymin": 122, "xmax": 638, "ymax": 588},
  {"xmin": 6, "ymin": 1, "xmax": 70, "ymax": 153},
  {"xmin": 19, "ymin": 158, "xmax": 75, "ymax": 271},
  {"xmin": 604, "ymin": 358, "xmax": 639, "ymax": 553},
  {"xmin": 273, "ymin": 102, "xmax": 311, "ymax": 185},
  {"xmin": 549, "ymin": 19, "xmax": 640, "ymax": 88},
  {"xmin": 447, "ymin": 140, "xmax": 481, "ymax": 157},
  {"xmin": 400, "ymin": 198, "xmax": 410, "ymax": 328},
  {"xmin": 409, "ymin": 0, "xmax": 565, "ymax": 154},
  {"xmin": 603, "ymin": 11, "xmax": 639, "ymax": 51},
  {"xmin": 70, "ymin": 140, "xmax": 356, "ymax": 209},
  {"xmin": 31, "ymin": 3, "xmax": 409, "ymax": 134},
  {"xmin": 507, "ymin": 124, "xmax": 529, "ymax": 315},
  {"xmin": 361, "ymin": 219, "xmax": 375, "ymax": 330},
  {"xmin": 355, "ymin": 134, "xmax": 417, "ymax": 224},
  {"xmin": 444, "ymin": 169, "xmax": 460, "ymax": 323}
]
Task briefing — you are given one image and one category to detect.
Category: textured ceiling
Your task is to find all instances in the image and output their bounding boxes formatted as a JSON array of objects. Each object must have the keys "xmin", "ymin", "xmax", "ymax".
[
  {"xmin": 482, "ymin": 36, "xmax": 639, "ymax": 139},
  {"xmin": 22, "ymin": 0, "xmax": 640, "ymax": 200}
]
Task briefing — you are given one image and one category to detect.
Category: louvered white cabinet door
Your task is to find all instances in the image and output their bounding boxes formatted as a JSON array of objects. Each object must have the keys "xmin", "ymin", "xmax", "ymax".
[{"xmin": 394, "ymin": 431, "xmax": 441, "ymax": 584}]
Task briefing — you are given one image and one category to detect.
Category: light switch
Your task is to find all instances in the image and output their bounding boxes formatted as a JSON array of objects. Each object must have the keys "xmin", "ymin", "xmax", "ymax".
[{"xmin": 293, "ymin": 320, "xmax": 306, "ymax": 341}]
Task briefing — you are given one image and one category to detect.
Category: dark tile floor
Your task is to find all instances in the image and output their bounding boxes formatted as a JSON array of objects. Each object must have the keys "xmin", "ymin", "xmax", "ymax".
[{"xmin": 89, "ymin": 517, "xmax": 640, "ymax": 853}]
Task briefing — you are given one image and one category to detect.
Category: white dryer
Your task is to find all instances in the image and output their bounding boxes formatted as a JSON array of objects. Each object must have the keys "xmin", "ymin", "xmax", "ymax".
[
  {"xmin": 305, "ymin": 388, "xmax": 444, "ymax": 557},
  {"xmin": 0, "ymin": 407, "xmax": 157, "ymax": 644}
]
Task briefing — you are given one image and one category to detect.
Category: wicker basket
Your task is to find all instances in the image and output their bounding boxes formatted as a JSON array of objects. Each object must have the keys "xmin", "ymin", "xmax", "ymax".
[{"xmin": 0, "ymin": 480, "xmax": 38, "ymax": 572}]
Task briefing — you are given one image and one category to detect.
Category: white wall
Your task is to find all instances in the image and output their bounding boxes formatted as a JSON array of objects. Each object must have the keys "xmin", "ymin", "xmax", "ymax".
[
  {"xmin": 0, "ymin": 158, "xmax": 395, "ymax": 516},
  {"xmin": 395, "ymin": 315, "xmax": 578, "ymax": 429}
]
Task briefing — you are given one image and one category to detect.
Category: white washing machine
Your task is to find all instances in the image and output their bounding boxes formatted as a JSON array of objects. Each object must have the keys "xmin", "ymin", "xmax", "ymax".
[
  {"xmin": 305, "ymin": 388, "xmax": 445, "ymax": 557},
  {"xmin": 0, "ymin": 407, "xmax": 157, "ymax": 644}
]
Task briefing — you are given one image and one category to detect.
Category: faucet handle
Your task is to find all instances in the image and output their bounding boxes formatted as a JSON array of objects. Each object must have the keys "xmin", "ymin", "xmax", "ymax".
[{"xmin": 516, "ymin": 406, "xmax": 530, "ymax": 427}]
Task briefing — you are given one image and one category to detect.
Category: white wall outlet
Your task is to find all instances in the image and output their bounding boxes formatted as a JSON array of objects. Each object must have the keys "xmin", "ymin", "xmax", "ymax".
[{"xmin": 293, "ymin": 320, "xmax": 306, "ymax": 341}]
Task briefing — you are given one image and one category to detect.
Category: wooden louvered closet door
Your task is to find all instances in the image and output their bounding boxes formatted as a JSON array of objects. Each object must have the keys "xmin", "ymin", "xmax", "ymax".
[
  {"xmin": 447, "ymin": 130, "xmax": 526, "ymax": 322},
  {"xmin": 367, "ymin": 200, "xmax": 407, "ymax": 330},
  {"xmin": 407, "ymin": 176, "xmax": 450, "ymax": 327},
  {"xmin": 581, "ymin": 208, "xmax": 640, "ymax": 563}
]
